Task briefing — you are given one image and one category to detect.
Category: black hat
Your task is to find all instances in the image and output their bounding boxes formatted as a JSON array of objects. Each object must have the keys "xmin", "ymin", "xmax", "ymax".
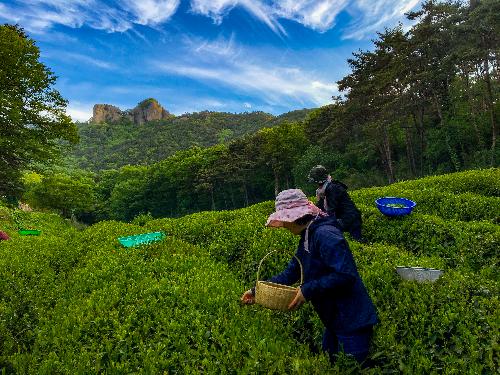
[{"xmin": 307, "ymin": 165, "xmax": 328, "ymax": 184}]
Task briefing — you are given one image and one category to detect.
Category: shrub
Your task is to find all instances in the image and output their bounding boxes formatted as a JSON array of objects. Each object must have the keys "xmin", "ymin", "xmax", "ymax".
[
  {"xmin": 393, "ymin": 168, "xmax": 500, "ymax": 197},
  {"xmin": 2, "ymin": 169, "xmax": 498, "ymax": 373},
  {"xmin": 359, "ymin": 204, "xmax": 500, "ymax": 270},
  {"xmin": 352, "ymin": 188, "xmax": 500, "ymax": 223},
  {"xmin": 1, "ymin": 221, "xmax": 333, "ymax": 373}
]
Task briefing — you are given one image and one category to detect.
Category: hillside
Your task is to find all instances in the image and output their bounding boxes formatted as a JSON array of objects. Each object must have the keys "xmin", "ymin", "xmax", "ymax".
[
  {"xmin": 68, "ymin": 107, "xmax": 313, "ymax": 171},
  {"xmin": 0, "ymin": 169, "xmax": 498, "ymax": 372}
]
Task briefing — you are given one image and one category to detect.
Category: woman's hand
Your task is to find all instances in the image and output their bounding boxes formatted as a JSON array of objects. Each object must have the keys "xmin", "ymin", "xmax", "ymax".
[
  {"xmin": 241, "ymin": 289, "xmax": 255, "ymax": 304},
  {"xmin": 288, "ymin": 288, "xmax": 306, "ymax": 310}
]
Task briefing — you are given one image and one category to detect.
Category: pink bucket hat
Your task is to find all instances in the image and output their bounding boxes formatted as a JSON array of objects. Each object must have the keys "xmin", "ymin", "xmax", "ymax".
[{"xmin": 266, "ymin": 189, "xmax": 325, "ymax": 227}]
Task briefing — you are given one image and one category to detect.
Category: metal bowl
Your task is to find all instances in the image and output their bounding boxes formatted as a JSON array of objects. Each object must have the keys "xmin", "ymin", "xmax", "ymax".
[{"xmin": 396, "ymin": 266, "xmax": 443, "ymax": 283}]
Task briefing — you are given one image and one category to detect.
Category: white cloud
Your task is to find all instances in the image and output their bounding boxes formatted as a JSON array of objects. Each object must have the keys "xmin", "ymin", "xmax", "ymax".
[
  {"xmin": 311, "ymin": 80, "xmax": 338, "ymax": 92},
  {"xmin": 201, "ymin": 99, "xmax": 226, "ymax": 107},
  {"xmin": 0, "ymin": 0, "xmax": 423, "ymax": 39},
  {"xmin": 189, "ymin": 0, "xmax": 422, "ymax": 39},
  {"xmin": 43, "ymin": 50, "xmax": 117, "ymax": 70},
  {"xmin": 181, "ymin": 33, "xmax": 244, "ymax": 68},
  {"xmin": 240, "ymin": 0, "xmax": 286, "ymax": 36},
  {"xmin": 66, "ymin": 102, "xmax": 93, "ymax": 122},
  {"xmin": 0, "ymin": 0, "xmax": 179, "ymax": 34},
  {"xmin": 190, "ymin": 0, "xmax": 286, "ymax": 36},
  {"xmin": 155, "ymin": 59, "xmax": 337, "ymax": 107},
  {"xmin": 190, "ymin": 0, "xmax": 239, "ymax": 24},
  {"xmin": 342, "ymin": 0, "xmax": 421, "ymax": 39},
  {"xmin": 190, "ymin": 33, "xmax": 240, "ymax": 58},
  {"xmin": 169, "ymin": 97, "xmax": 228, "ymax": 114},
  {"xmin": 0, "ymin": 0, "xmax": 132, "ymax": 33},
  {"xmin": 273, "ymin": 0, "xmax": 349, "ymax": 32},
  {"xmin": 153, "ymin": 35, "xmax": 338, "ymax": 107},
  {"xmin": 122, "ymin": 0, "xmax": 180, "ymax": 25},
  {"xmin": 272, "ymin": 0, "xmax": 422, "ymax": 37},
  {"xmin": 243, "ymin": 102, "xmax": 252, "ymax": 109},
  {"xmin": 68, "ymin": 54, "xmax": 116, "ymax": 70}
]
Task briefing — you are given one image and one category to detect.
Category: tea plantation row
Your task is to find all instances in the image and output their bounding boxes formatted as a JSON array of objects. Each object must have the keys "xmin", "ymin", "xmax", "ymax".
[
  {"xmin": 1, "ymin": 168, "xmax": 499, "ymax": 373},
  {"xmin": 0, "ymin": 218, "xmax": 336, "ymax": 373},
  {"xmin": 142, "ymin": 168, "xmax": 499, "ymax": 373}
]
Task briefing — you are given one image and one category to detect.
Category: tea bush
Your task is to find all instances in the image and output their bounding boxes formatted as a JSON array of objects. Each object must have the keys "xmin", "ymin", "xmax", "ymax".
[
  {"xmin": 352, "ymin": 242, "xmax": 498, "ymax": 374},
  {"xmin": 145, "ymin": 199, "xmax": 499, "ymax": 274},
  {"xmin": 391, "ymin": 168, "xmax": 500, "ymax": 197},
  {"xmin": 1, "ymin": 169, "xmax": 498, "ymax": 373},
  {"xmin": 141, "ymin": 169, "xmax": 499, "ymax": 373},
  {"xmin": 145, "ymin": 213, "xmax": 499, "ymax": 373},
  {"xmin": 359, "ymin": 204, "xmax": 499, "ymax": 271},
  {"xmin": 352, "ymin": 188, "xmax": 500, "ymax": 223},
  {"xmin": 0, "ymin": 206, "xmax": 75, "ymax": 239},
  {"xmin": 1, "ymin": 221, "xmax": 333, "ymax": 373},
  {"xmin": 0, "ymin": 236, "xmax": 86, "ymax": 368},
  {"xmin": 0, "ymin": 207, "xmax": 81, "ymax": 364}
]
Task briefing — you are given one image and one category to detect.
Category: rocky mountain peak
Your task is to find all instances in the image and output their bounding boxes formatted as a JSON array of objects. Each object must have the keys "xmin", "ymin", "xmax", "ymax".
[
  {"xmin": 90, "ymin": 104, "xmax": 123, "ymax": 124},
  {"xmin": 90, "ymin": 99, "xmax": 170, "ymax": 125},
  {"xmin": 131, "ymin": 98, "xmax": 170, "ymax": 125}
]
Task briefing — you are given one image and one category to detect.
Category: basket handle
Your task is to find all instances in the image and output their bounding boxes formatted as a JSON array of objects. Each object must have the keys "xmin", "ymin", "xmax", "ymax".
[{"xmin": 256, "ymin": 249, "xmax": 304, "ymax": 286}]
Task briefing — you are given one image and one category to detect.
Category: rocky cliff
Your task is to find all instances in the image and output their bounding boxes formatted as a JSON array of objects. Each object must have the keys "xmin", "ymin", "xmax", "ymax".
[
  {"xmin": 130, "ymin": 98, "xmax": 171, "ymax": 124},
  {"xmin": 90, "ymin": 98, "xmax": 170, "ymax": 124},
  {"xmin": 91, "ymin": 104, "xmax": 123, "ymax": 124}
]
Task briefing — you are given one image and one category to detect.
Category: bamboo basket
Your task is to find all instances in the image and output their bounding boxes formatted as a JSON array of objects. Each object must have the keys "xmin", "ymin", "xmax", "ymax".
[{"xmin": 255, "ymin": 250, "xmax": 304, "ymax": 311}]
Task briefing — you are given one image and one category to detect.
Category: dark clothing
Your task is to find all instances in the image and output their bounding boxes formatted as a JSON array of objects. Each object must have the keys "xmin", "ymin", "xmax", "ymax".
[
  {"xmin": 316, "ymin": 180, "xmax": 362, "ymax": 240},
  {"xmin": 0, "ymin": 231, "xmax": 10, "ymax": 241},
  {"xmin": 269, "ymin": 216, "xmax": 378, "ymax": 335},
  {"xmin": 348, "ymin": 222, "xmax": 362, "ymax": 242},
  {"xmin": 322, "ymin": 326, "xmax": 373, "ymax": 364}
]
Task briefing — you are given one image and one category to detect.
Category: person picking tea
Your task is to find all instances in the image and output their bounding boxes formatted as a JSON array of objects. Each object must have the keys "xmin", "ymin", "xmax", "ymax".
[{"xmin": 241, "ymin": 189, "xmax": 378, "ymax": 364}]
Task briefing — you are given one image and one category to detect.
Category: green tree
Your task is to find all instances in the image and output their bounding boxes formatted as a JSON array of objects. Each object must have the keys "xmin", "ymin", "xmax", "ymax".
[
  {"xmin": 228, "ymin": 134, "xmax": 268, "ymax": 207},
  {"xmin": 406, "ymin": 1, "xmax": 464, "ymax": 171},
  {"xmin": 338, "ymin": 27, "xmax": 411, "ymax": 183},
  {"xmin": 24, "ymin": 173, "xmax": 97, "ymax": 218},
  {"xmin": 0, "ymin": 24, "xmax": 78, "ymax": 197},
  {"xmin": 459, "ymin": 0, "xmax": 500, "ymax": 165},
  {"xmin": 257, "ymin": 122, "xmax": 309, "ymax": 195},
  {"xmin": 304, "ymin": 104, "xmax": 352, "ymax": 153}
]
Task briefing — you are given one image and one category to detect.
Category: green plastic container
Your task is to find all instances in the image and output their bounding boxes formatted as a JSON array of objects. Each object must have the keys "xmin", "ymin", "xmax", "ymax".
[
  {"xmin": 118, "ymin": 231, "xmax": 165, "ymax": 248},
  {"xmin": 19, "ymin": 229, "xmax": 41, "ymax": 236}
]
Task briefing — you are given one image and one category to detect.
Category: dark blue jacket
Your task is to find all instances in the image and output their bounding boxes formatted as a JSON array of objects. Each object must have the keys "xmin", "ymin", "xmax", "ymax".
[
  {"xmin": 317, "ymin": 180, "xmax": 361, "ymax": 232},
  {"xmin": 269, "ymin": 216, "xmax": 378, "ymax": 334}
]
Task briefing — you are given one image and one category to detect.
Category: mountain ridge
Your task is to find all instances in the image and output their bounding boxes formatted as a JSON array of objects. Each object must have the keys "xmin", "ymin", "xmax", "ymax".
[{"xmin": 69, "ymin": 105, "xmax": 314, "ymax": 171}]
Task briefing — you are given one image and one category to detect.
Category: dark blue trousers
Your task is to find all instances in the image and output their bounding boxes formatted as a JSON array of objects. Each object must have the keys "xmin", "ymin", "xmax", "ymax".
[{"xmin": 322, "ymin": 326, "xmax": 373, "ymax": 364}]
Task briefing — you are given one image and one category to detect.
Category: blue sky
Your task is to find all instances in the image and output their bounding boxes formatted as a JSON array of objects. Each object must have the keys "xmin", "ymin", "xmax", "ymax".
[{"xmin": 0, "ymin": 0, "xmax": 422, "ymax": 121}]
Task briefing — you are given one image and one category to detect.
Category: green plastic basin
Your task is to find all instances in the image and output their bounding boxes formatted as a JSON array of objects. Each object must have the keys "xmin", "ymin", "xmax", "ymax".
[
  {"xmin": 19, "ymin": 229, "xmax": 41, "ymax": 236},
  {"xmin": 118, "ymin": 231, "xmax": 165, "ymax": 248}
]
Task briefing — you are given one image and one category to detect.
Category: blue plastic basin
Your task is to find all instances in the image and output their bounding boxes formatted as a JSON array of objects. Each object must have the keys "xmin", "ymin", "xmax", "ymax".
[{"xmin": 375, "ymin": 197, "xmax": 416, "ymax": 217}]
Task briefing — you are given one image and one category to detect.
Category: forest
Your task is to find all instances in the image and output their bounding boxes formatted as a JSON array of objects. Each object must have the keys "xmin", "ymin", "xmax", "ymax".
[
  {"xmin": 68, "ymin": 109, "xmax": 312, "ymax": 171},
  {"xmin": 2, "ymin": 0, "xmax": 499, "ymax": 222}
]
